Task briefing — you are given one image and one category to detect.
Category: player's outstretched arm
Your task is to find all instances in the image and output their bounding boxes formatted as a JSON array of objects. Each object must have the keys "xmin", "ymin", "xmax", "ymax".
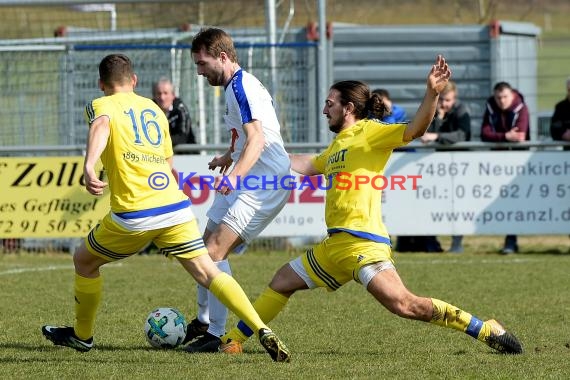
[
  {"xmin": 289, "ymin": 154, "xmax": 321, "ymax": 175},
  {"xmin": 403, "ymin": 55, "xmax": 451, "ymax": 142}
]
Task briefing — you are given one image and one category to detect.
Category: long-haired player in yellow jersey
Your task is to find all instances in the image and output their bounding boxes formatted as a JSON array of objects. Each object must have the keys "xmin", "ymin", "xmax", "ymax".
[
  {"xmin": 40, "ymin": 54, "xmax": 289, "ymax": 362},
  {"xmin": 220, "ymin": 55, "xmax": 522, "ymax": 355}
]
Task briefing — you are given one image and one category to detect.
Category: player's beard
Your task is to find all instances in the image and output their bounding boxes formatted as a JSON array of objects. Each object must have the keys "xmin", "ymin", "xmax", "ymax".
[
  {"xmin": 328, "ymin": 116, "xmax": 342, "ymax": 133},
  {"xmin": 206, "ymin": 70, "xmax": 225, "ymax": 86},
  {"xmin": 329, "ymin": 124, "xmax": 341, "ymax": 133},
  {"xmin": 202, "ymin": 71, "xmax": 225, "ymax": 86}
]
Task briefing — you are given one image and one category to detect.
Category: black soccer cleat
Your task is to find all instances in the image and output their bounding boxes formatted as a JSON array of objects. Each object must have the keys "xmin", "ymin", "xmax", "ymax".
[
  {"xmin": 184, "ymin": 332, "xmax": 221, "ymax": 353},
  {"xmin": 485, "ymin": 319, "xmax": 523, "ymax": 354},
  {"xmin": 258, "ymin": 328, "xmax": 291, "ymax": 362},
  {"xmin": 182, "ymin": 318, "xmax": 209, "ymax": 345},
  {"xmin": 41, "ymin": 325, "xmax": 93, "ymax": 352}
]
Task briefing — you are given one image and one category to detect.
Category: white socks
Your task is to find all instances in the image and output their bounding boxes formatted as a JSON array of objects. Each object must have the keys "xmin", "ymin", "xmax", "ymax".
[
  {"xmin": 196, "ymin": 283, "xmax": 209, "ymax": 324},
  {"xmin": 196, "ymin": 259, "xmax": 232, "ymax": 337}
]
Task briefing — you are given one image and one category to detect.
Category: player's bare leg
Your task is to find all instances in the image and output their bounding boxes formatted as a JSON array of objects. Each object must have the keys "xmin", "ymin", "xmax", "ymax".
[{"xmin": 366, "ymin": 267, "xmax": 522, "ymax": 354}]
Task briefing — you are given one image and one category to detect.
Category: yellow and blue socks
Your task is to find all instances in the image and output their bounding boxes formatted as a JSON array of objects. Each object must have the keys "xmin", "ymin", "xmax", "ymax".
[
  {"xmin": 430, "ymin": 298, "xmax": 491, "ymax": 342},
  {"xmin": 208, "ymin": 272, "xmax": 267, "ymax": 335},
  {"xmin": 223, "ymin": 287, "xmax": 289, "ymax": 343}
]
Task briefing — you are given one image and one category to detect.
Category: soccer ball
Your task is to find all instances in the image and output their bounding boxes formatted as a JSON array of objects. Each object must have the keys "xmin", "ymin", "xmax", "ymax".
[{"xmin": 144, "ymin": 307, "xmax": 187, "ymax": 349}]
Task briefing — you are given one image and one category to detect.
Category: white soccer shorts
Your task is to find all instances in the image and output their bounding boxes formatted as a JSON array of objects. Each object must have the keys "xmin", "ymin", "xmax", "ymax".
[{"xmin": 206, "ymin": 187, "xmax": 289, "ymax": 243}]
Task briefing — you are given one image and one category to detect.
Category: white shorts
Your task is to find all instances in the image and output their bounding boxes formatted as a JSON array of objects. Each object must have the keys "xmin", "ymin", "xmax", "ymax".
[{"xmin": 206, "ymin": 187, "xmax": 289, "ymax": 243}]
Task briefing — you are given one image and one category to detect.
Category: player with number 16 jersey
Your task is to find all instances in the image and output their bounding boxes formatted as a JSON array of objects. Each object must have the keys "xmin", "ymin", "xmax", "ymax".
[{"xmin": 86, "ymin": 93, "xmax": 190, "ymax": 220}]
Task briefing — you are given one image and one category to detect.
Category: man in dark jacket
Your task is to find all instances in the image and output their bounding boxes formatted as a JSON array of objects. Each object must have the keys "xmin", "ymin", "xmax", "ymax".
[
  {"xmin": 481, "ymin": 82, "xmax": 530, "ymax": 254},
  {"xmin": 421, "ymin": 81, "xmax": 471, "ymax": 253},
  {"xmin": 152, "ymin": 77, "xmax": 197, "ymax": 148},
  {"xmin": 422, "ymin": 81, "xmax": 471, "ymax": 144},
  {"xmin": 481, "ymin": 82, "xmax": 529, "ymax": 142},
  {"xmin": 142, "ymin": 78, "xmax": 198, "ymax": 254},
  {"xmin": 550, "ymin": 77, "xmax": 570, "ymax": 150}
]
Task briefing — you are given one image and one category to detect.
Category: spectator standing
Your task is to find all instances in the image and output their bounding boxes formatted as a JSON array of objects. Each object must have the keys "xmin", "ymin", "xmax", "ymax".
[
  {"xmin": 422, "ymin": 81, "xmax": 471, "ymax": 144},
  {"xmin": 481, "ymin": 82, "xmax": 529, "ymax": 254},
  {"xmin": 139, "ymin": 78, "xmax": 198, "ymax": 255},
  {"xmin": 421, "ymin": 81, "xmax": 471, "ymax": 253},
  {"xmin": 152, "ymin": 77, "xmax": 197, "ymax": 148},
  {"xmin": 550, "ymin": 77, "xmax": 570, "ymax": 150}
]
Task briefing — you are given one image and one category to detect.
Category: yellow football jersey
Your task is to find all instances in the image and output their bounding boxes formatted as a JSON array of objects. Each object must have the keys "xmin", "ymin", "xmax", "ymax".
[
  {"xmin": 312, "ymin": 119, "xmax": 408, "ymax": 244},
  {"xmin": 85, "ymin": 92, "xmax": 187, "ymax": 213}
]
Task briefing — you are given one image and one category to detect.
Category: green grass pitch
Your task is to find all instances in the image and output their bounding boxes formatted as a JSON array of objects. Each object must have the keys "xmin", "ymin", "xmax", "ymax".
[{"xmin": 1, "ymin": 245, "xmax": 569, "ymax": 379}]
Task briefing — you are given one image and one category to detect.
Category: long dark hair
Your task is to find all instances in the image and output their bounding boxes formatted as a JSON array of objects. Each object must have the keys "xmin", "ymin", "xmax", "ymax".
[{"xmin": 330, "ymin": 80, "xmax": 389, "ymax": 120}]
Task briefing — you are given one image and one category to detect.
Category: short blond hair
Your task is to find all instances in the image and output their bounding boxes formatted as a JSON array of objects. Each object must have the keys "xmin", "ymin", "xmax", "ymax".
[{"xmin": 441, "ymin": 81, "xmax": 457, "ymax": 96}]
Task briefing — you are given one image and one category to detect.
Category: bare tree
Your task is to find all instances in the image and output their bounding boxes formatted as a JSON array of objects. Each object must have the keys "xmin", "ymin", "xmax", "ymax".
[
  {"xmin": 518, "ymin": 0, "xmax": 537, "ymax": 21},
  {"xmin": 477, "ymin": 0, "xmax": 499, "ymax": 23}
]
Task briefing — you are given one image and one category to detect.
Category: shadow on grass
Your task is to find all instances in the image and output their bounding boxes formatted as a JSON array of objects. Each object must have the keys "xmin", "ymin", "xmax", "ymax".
[
  {"xmin": 468, "ymin": 247, "xmax": 570, "ymax": 256},
  {"xmin": 1, "ymin": 342, "xmax": 265, "ymax": 364},
  {"xmin": 0, "ymin": 342, "xmax": 178, "ymax": 353},
  {"xmin": 516, "ymin": 248, "xmax": 570, "ymax": 256}
]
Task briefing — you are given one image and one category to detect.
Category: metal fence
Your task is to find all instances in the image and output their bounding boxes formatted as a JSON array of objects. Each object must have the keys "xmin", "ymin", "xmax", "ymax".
[
  {"xmin": 0, "ymin": 28, "xmax": 318, "ymax": 148},
  {"xmin": 0, "ymin": 27, "xmax": 320, "ymax": 254}
]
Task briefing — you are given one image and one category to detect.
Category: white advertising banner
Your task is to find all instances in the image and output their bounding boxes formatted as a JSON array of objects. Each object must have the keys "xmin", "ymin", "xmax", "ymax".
[
  {"xmin": 384, "ymin": 151, "xmax": 570, "ymax": 235},
  {"xmin": 174, "ymin": 151, "xmax": 570, "ymax": 237},
  {"xmin": 173, "ymin": 155, "xmax": 327, "ymax": 236}
]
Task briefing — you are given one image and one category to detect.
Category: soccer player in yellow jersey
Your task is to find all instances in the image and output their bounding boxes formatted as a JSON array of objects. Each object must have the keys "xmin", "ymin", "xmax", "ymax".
[
  {"xmin": 40, "ymin": 54, "xmax": 289, "ymax": 362},
  {"xmin": 220, "ymin": 55, "xmax": 522, "ymax": 355}
]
